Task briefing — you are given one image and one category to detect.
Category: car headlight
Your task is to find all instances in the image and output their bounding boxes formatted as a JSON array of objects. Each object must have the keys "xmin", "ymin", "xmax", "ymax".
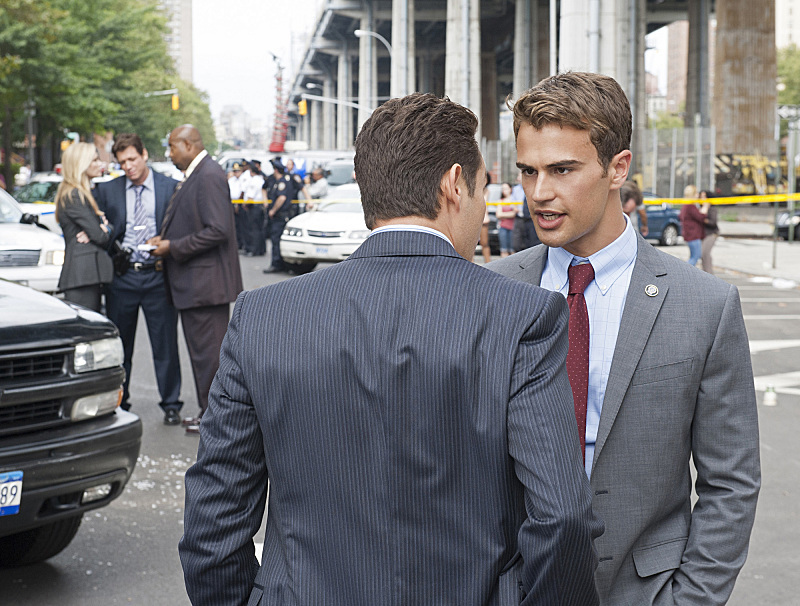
[
  {"xmin": 791, "ymin": 215, "xmax": 800, "ymax": 226},
  {"xmin": 348, "ymin": 230, "xmax": 371, "ymax": 240},
  {"xmin": 284, "ymin": 226, "xmax": 303, "ymax": 237},
  {"xmin": 74, "ymin": 338, "xmax": 124, "ymax": 373},
  {"xmin": 45, "ymin": 249, "xmax": 65, "ymax": 265},
  {"xmin": 71, "ymin": 389, "xmax": 123, "ymax": 421}
]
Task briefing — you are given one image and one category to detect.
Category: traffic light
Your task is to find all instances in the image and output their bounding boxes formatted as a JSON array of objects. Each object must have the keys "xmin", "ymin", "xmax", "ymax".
[
  {"xmin": 298, "ymin": 99, "xmax": 307, "ymax": 116},
  {"xmin": 171, "ymin": 94, "xmax": 180, "ymax": 111}
]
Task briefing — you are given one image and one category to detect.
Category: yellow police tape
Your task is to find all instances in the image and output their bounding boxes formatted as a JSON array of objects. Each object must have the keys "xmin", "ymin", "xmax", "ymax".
[{"xmin": 232, "ymin": 193, "xmax": 800, "ymax": 206}]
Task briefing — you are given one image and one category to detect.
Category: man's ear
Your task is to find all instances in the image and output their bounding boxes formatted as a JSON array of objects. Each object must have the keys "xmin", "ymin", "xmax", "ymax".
[
  {"xmin": 440, "ymin": 163, "xmax": 463, "ymax": 209},
  {"xmin": 609, "ymin": 150, "xmax": 632, "ymax": 190}
]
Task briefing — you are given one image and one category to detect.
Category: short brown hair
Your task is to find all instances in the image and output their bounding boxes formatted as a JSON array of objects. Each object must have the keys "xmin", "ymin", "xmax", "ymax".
[
  {"xmin": 512, "ymin": 72, "xmax": 631, "ymax": 172},
  {"xmin": 355, "ymin": 93, "xmax": 482, "ymax": 229},
  {"xmin": 112, "ymin": 133, "xmax": 145, "ymax": 158}
]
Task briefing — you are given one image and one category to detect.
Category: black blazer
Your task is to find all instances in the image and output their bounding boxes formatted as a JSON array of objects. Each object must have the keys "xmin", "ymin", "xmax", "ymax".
[
  {"xmin": 94, "ymin": 168, "xmax": 178, "ymax": 251},
  {"xmin": 57, "ymin": 189, "xmax": 113, "ymax": 291},
  {"xmin": 160, "ymin": 155, "xmax": 242, "ymax": 310}
]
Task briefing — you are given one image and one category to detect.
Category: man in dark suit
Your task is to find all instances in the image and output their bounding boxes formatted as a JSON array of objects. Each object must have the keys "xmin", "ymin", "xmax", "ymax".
[
  {"xmin": 95, "ymin": 133, "xmax": 183, "ymax": 425},
  {"xmin": 489, "ymin": 72, "xmax": 760, "ymax": 604},
  {"xmin": 179, "ymin": 94, "xmax": 602, "ymax": 605},
  {"xmin": 149, "ymin": 125, "xmax": 243, "ymax": 434}
]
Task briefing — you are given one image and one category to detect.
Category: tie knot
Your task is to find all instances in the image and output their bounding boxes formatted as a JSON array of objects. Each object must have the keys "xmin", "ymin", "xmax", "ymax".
[{"xmin": 568, "ymin": 262, "xmax": 595, "ymax": 294}]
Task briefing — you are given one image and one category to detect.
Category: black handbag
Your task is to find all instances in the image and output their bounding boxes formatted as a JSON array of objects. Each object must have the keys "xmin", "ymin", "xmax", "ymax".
[{"xmin": 111, "ymin": 240, "xmax": 132, "ymax": 277}]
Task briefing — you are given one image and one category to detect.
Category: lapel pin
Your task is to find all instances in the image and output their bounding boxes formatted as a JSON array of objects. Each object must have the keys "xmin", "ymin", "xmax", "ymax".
[{"xmin": 645, "ymin": 284, "xmax": 659, "ymax": 297}]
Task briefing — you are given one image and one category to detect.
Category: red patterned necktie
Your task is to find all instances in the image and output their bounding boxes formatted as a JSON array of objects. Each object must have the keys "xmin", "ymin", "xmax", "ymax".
[{"xmin": 566, "ymin": 262, "xmax": 595, "ymax": 461}]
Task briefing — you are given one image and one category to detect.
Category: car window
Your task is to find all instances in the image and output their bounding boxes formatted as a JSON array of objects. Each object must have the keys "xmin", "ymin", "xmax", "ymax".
[
  {"xmin": 317, "ymin": 201, "xmax": 362, "ymax": 213},
  {"xmin": 326, "ymin": 162, "xmax": 355, "ymax": 187},
  {"xmin": 14, "ymin": 182, "xmax": 59, "ymax": 203},
  {"xmin": 0, "ymin": 190, "xmax": 24, "ymax": 223}
]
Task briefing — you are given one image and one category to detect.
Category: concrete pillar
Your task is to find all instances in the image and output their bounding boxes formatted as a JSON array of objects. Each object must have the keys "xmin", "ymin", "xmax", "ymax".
[
  {"xmin": 686, "ymin": 0, "xmax": 711, "ymax": 127},
  {"xmin": 323, "ymin": 73, "xmax": 335, "ymax": 150},
  {"xmin": 358, "ymin": 12, "xmax": 377, "ymax": 129},
  {"xmin": 391, "ymin": 0, "xmax": 415, "ymax": 97},
  {"xmin": 445, "ymin": 0, "xmax": 481, "ymax": 138},
  {"xmin": 714, "ymin": 0, "xmax": 776, "ymax": 154},
  {"xmin": 513, "ymin": 0, "xmax": 538, "ymax": 96},
  {"xmin": 310, "ymin": 99, "xmax": 321, "ymax": 150},
  {"xmin": 337, "ymin": 51, "xmax": 353, "ymax": 150},
  {"xmin": 481, "ymin": 52, "xmax": 499, "ymax": 141}
]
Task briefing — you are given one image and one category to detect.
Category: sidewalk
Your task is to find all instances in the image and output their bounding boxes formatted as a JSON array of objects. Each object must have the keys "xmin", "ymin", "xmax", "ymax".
[{"xmin": 660, "ymin": 221, "xmax": 800, "ymax": 286}]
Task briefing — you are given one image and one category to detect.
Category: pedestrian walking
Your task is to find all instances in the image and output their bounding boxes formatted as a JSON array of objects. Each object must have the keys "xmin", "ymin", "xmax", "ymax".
[
  {"xmin": 700, "ymin": 189, "xmax": 719, "ymax": 274},
  {"xmin": 679, "ymin": 184, "xmax": 706, "ymax": 267},
  {"xmin": 496, "ymin": 182, "xmax": 516, "ymax": 257},
  {"xmin": 262, "ymin": 159, "xmax": 296, "ymax": 273},
  {"xmin": 620, "ymin": 180, "xmax": 648, "ymax": 236}
]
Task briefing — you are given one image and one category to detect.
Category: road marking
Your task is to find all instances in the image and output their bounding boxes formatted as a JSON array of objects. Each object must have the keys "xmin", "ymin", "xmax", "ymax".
[
  {"xmin": 743, "ymin": 315, "xmax": 800, "ymax": 320},
  {"xmin": 753, "ymin": 371, "xmax": 800, "ymax": 395},
  {"xmin": 749, "ymin": 340, "xmax": 800, "ymax": 353}
]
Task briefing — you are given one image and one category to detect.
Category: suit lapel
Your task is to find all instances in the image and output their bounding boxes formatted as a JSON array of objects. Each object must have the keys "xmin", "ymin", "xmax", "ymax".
[
  {"xmin": 161, "ymin": 176, "xmax": 187, "ymax": 236},
  {"xmin": 153, "ymin": 172, "xmax": 168, "ymax": 229},
  {"xmin": 593, "ymin": 237, "xmax": 669, "ymax": 462}
]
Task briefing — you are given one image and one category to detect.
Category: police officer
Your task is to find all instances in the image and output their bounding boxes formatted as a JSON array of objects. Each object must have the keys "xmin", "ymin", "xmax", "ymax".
[
  {"xmin": 243, "ymin": 160, "xmax": 266, "ymax": 256},
  {"xmin": 262, "ymin": 159, "xmax": 296, "ymax": 273},
  {"xmin": 228, "ymin": 163, "xmax": 247, "ymax": 251}
]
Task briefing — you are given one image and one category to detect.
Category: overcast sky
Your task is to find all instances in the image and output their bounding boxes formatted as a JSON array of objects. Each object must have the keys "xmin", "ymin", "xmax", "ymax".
[{"xmin": 192, "ymin": 0, "xmax": 324, "ymax": 125}]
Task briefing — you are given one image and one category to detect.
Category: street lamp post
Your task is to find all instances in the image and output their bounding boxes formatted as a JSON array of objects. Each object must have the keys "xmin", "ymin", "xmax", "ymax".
[{"xmin": 354, "ymin": 29, "xmax": 392, "ymax": 56}]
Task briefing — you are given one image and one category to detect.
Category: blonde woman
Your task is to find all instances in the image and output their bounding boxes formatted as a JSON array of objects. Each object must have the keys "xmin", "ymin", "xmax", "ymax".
[{"xmin": 55, "ymin": 143, "xmax": 113, "ymax": 311}]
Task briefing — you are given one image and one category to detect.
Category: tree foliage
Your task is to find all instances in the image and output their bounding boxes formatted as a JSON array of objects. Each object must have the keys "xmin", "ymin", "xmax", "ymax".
[
  {"xmin": 777, "ymin": 44, "xmax": 800, "ymax": 106},
  {"xmin": 0, "ymin": 0, "xmax": 216, "ymax": 180}
]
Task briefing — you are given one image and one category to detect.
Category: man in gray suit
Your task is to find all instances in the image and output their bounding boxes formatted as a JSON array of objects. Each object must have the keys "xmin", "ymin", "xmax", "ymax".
[
  {"xmin": 179, "ymin": 93, "xmax": 602, "ymax": 605},
  {"xmin": 489, "ymin": 72, "xmax": 760, "ymax": 605}
]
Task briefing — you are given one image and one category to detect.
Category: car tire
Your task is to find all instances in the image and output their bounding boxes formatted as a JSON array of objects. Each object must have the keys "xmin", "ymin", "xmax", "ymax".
[
  {"xmin": 0, "ymin": 515, "xmax": 82, "ymax": 566},
  {"xmin": 660, "ymin": 224, "xmax": 679, "ymax": 246},
  {"xmin": 286, "ymin": 261, "xmax": 317, "ymax": 275}
]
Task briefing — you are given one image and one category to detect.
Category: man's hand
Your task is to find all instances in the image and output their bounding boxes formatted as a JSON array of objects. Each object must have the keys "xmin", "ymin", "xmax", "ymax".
[
  {"xmin": 148, "ymin": 235, "xmax": 170, "ymax": 257},
  {"xmin": 76, "ymin": 231, "xmax": 89, "ymax": 244}
]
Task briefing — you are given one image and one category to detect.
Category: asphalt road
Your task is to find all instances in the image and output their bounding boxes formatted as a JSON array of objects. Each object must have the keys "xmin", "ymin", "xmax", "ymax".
[{"xmin": 0, "ymin": 251, "xmax": 797, "ymax": 605}]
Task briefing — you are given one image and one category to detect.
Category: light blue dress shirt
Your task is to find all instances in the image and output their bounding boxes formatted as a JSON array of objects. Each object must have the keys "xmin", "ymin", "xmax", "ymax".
[
  {"xmin": 541, "ymin": 215, "xmax": 638, "ymax": 477},
  {"xmin": 122, "ymin": 169, "xmax": 157, "ymax": 261}
]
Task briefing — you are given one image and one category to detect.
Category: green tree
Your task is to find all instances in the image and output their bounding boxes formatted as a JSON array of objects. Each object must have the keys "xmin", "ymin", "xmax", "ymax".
[
  {"xmin": 0, "ymin": 0, "xmax": 216, "ymax": 180},
  {"xmin": 777, "ymin": 44, "xmax": 800, "ymax": 105}
]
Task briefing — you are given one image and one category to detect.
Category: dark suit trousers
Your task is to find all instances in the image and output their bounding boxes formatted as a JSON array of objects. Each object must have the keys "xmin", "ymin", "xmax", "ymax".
[
  {"xmin": 63, "ymin": 285, "xmax": 103, "ymax": 313},
  {"xmin": 180, "ymin": 304, "xmax": 230, "ymax": 414},
  {"xmin": 106, "ymin": 270, "xmax": 182, "ymax": 411}
]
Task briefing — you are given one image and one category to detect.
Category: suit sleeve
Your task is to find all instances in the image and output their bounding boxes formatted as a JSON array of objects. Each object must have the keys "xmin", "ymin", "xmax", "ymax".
[
  {"xmin": 507, "ymin": 290, "xmax": 603, "ymax": 606},
  {"xmin": 672, "ymin": 285, "xmax": 760, "ymax": 604},
  {"xmin": 169, "ymin": 168, "xmax": 233, "ymax": 264},
  {"xmin": 179, "ymin": 292, "xmax": 268, "ymax": 605},
  {"xmin": 59, "ymin": 194, "xmax": 111, "ymax": 247}
]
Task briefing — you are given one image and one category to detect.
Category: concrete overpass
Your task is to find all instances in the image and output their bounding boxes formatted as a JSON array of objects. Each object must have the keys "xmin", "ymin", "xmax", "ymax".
[{"xmin": 287, "ymin": 0, "xmax": 776, "ymax": 170}]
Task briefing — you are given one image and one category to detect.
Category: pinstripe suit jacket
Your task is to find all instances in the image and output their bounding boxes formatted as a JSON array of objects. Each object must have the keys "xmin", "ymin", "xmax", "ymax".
[
  {"xmin": 179, "ymin": 231, "xmax": 603, "ymax": 605},
  {"xmin": 488, "ymin": 235, "xmax": 761, "ymax": 605}
]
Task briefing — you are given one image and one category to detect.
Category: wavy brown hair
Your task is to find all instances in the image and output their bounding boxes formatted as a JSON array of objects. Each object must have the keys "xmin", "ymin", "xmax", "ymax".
[{"xmin": 511, "ymin": 72, "xmax": 632, "ymax": 174}]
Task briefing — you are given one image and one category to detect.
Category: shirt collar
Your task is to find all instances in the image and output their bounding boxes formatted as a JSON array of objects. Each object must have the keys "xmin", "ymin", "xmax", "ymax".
[
  {"xmin": 370, "ymin": 224, "xmax": 455, "ymax": 250},
  {"xmin": 184, "ymin": 149, "xmax": 208, "ymax": 179},
  {"xmin": 547, "ymin": 214, "xmax": 638, "ymax": 295},
  {"xmin": 126, "ymin": 168, "xmax": 154, "ymax": 192}
]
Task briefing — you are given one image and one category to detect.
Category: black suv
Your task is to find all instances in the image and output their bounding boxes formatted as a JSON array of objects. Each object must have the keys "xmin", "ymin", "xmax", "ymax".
[{"xmin": 0, "ymin": 280, "xmax": 141, "ymax": 566}]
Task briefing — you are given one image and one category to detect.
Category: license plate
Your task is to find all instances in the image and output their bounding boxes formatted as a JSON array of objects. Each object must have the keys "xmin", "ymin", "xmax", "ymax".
[
  {"xmin": 0, "ymin": 471, "xmax": 22, "ymax": 516},
  {"xmin": 315, "ymin": 247, "xmax": 329, "ymax": 255}
]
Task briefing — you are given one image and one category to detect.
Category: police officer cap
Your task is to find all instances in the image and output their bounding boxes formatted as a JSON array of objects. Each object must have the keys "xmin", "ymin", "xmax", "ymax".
[
  {"xmin": 250, "ymin": 159, "xmax": 262, "ymax": 166},
  {"xmin": 270, "ymin": 159, "xmax": 285, "ymax": 174},
  {"xmin": 232, "ymin": 163, "xmax": 241, "ymax": 170}
]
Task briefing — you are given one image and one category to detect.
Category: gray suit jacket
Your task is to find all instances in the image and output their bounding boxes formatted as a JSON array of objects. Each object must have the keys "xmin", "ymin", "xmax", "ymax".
[
  {"xmin": 179, "ymin": 231, "xmax": 603, "ymax": 605},
  {"xmin": 57, "ymin": 190, "xmax": 113, "ymax": 291},
  {"xmin": 488, "ymin": 236, "xmax": 761, "ymax": 605}
]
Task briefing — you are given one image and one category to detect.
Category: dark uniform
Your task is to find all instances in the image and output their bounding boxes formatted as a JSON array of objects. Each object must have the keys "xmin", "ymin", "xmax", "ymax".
[{"xmin": 266, "ymin": 171, "xmax": 296, "ymax": 271}]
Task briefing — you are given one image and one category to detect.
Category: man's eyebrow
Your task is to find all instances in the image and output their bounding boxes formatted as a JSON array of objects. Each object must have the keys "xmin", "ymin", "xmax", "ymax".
[{"xmin": 516, "ymin": 159, "xmax": 583, "ymax": 170}]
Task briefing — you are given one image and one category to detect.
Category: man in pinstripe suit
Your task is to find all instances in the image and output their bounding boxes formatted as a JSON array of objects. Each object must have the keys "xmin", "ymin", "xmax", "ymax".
[{"xmin": 179, "ymin": 93, "xmax": 603, "ymax": 606}]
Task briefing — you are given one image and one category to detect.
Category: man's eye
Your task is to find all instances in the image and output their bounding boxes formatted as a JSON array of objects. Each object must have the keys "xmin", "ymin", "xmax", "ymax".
[
  {"xmin": 555, "ymin": 167, "xmax": 571, "ymax": 175},
  {"xmin": 522, "ymin": 168, "xmax": 536, "ymax": 176}
]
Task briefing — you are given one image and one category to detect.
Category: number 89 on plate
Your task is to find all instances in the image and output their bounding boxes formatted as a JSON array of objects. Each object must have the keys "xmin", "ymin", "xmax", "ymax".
[{"xmin": 0, "ymin": 471, "xmax": 23, "ymax": 516}]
